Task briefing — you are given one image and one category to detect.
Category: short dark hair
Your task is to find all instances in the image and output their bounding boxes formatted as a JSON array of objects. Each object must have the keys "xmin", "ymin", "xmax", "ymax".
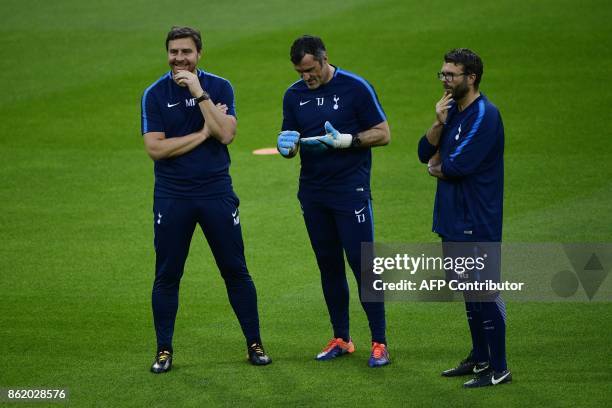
[
  {"xmin": 290, "ymin": 35, "xmax": 326, "ymax": 65},
  {"xmin": 444, "ymin": 48, "xmax": 483, "ymax": 88},
  {"xmin": 166, "ymin": 26, "xmax": 202, "ymax": 52}
]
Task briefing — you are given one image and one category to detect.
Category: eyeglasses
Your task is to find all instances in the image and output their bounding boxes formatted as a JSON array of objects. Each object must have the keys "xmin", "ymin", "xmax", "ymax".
[{"xmin": 437, "ymin": 72, "xmax": 466, "ymax": 81}]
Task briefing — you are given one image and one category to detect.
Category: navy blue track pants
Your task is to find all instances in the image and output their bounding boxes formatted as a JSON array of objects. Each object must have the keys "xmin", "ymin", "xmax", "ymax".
[
  {"xmin": 151, "ymin": 194, "xmax": 260, "ymax": 351},
  {"xmin": 441, "ymin": 239, "xmax": 507, "ymax": 371},
  {"xmin": 301, "ymin": 198, "xmax": 386, "ymax": 344}
]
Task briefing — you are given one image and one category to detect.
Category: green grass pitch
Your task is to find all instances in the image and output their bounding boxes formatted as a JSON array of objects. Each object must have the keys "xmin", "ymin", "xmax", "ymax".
[{"xmin": 1, "ymin": 0, "xmax": 611, "ymax": 406}]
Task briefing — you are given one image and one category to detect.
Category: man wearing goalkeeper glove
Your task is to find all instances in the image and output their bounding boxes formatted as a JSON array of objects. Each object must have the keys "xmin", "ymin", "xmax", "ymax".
[{"xmin": 277, "ymin": 35, "xmax": 391, "ymax": 367}]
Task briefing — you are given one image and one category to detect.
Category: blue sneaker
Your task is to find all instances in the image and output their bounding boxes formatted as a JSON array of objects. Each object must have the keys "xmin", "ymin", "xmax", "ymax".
[
  {"xmin": 368, "ymin": 342, "xmax": 390, "ymax": 367},
  {"xmin": 315, "ymin": 338, "xmax": 355, "ymax": 360}
]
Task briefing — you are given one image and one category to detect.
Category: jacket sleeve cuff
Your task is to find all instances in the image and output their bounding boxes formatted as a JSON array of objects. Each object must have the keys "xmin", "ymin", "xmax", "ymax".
[
  {"xmin": 441, "ymin": 158, "xmax": 463, "ymax": 179},
  {"xmin": 418, "ymin": 135, "xmax": 437, "ymax": 163}
]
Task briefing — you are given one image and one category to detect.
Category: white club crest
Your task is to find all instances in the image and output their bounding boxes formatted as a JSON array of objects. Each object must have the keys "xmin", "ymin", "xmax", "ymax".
[{"xmin": 454, "ymin": 124, "xmax": 462, "ymax": 140}]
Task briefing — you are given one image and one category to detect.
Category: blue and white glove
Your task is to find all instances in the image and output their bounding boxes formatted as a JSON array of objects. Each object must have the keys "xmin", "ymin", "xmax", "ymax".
[
  {"xmin": 300, "ymin": 121, "xmax": 353, "ymax": 152},
  {"xmin": 277, "ymin": 130, "xmax": 300, "ymax": 157}
]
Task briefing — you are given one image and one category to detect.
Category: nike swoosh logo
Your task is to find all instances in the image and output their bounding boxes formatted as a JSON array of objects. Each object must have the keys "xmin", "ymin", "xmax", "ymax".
[
  {"xmin": 232, "ymin": 210, "xmax": 238, "ymax": 217},
  {"xmin": 167, "ymin": 102, "xmax": 180, "ymax": 108},
  {"xmin": 299, "ymin": 100, "xmax": 311, "ymax": 106},
  {"xmin": 491, "ymin": 372, "xmax": 510, "ymax": 385},
  {"xmin": 354, "ymin": 207, "xmax": 366, "ymax": 215},
  {"xmin": 473, "ymin": 364, "xmax": 489, "ymax": 373}
]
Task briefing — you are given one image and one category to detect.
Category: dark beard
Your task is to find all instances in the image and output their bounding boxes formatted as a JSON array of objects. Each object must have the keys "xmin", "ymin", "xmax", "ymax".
[{"xmin": 451, "ymin": 78, "xmax": 469, "ymax": 100}]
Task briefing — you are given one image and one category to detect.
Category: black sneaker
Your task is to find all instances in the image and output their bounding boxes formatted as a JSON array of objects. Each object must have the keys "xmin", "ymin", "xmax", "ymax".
[
  {"xmin": 463, "ymin": 369, "xmax": 512, "ymax": 388},
  {"xmin": 151, "ymin": 350, "xmax": 172, "ymax": 374},
  {"xmin": 441, "ymin": 351, "xmax": 489, "ymax": 377},
  {"xmin": 247, "ymin": 343, "xmax": 272, "ymax": 366}
]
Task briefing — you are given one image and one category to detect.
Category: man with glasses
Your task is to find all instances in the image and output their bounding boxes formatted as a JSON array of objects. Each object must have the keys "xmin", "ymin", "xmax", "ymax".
[{"xmin": 417, "ymin": 48, "xmax": 511, "ymax": 387}]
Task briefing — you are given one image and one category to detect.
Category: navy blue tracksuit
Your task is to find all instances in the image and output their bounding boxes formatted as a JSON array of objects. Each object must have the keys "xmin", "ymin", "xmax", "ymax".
[
  {"xmin": 141, "ymin": 69, "xmax": 261, "ymax": 352},
  {"xmin": 418, "ymin": 93, "xmax": 508, "ymax": 371},
  {"xmin": 282, "ymin": 67, "xmax": 387, "ymax": 344}
]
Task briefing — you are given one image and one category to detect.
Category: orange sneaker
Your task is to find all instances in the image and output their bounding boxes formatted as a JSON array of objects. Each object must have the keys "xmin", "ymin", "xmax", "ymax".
[
  {"xmin": 315, "ymin": 338, "xmax": 355, "ymax": 360},
  {"xmin": 368, "ymin": 342, "xmax": 390, "ymax": 367}
]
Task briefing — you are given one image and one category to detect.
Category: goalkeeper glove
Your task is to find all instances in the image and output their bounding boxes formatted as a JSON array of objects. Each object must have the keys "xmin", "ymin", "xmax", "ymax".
[
  {"xmin": 300, "ymin": 121, "xmax": 353, "ymax": 152},
  {"xmin": 277, "ymin": 130, "xmax": 300, "ymax": 157}
]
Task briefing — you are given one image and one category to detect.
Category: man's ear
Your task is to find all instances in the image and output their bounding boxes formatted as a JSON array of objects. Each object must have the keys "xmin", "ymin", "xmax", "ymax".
[{"xmin": 467, "ymin": 73, "xmax": 476, "ymax": 87}]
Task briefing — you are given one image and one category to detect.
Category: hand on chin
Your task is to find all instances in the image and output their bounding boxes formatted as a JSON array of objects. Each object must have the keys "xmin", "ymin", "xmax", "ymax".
[{"xmin": 173, "ymin": 68, "xmax": 189, "ymax": 86}]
